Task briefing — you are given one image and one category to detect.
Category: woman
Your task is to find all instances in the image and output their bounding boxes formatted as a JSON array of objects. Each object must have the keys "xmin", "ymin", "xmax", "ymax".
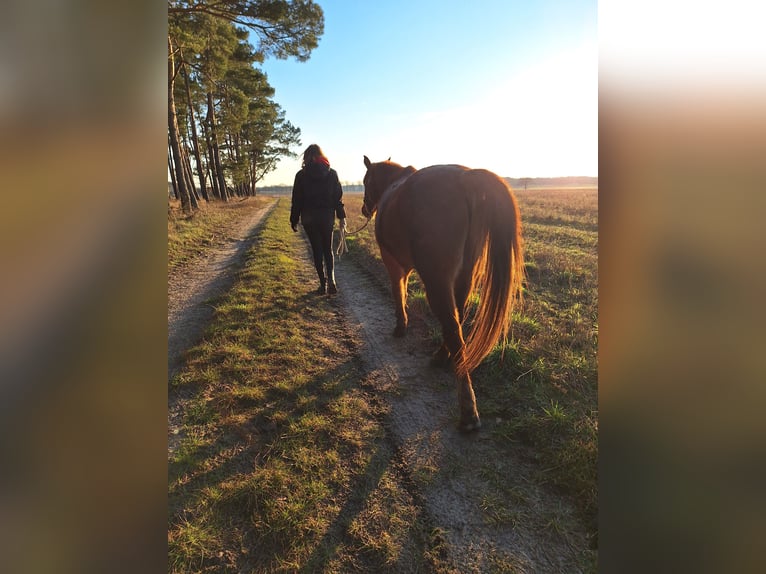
[{"xmin": 290, "ymin": 144, "xmax": 347, "ymax": 294}]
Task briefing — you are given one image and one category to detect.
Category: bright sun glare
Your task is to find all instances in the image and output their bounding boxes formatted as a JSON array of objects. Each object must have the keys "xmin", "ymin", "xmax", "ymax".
[{"xmin": 377, "ymin": 43, "xmax": 598, "ymax": 178}]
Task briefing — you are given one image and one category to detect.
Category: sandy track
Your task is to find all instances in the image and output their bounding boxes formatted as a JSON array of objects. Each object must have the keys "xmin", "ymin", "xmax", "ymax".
[
  {"xmin": 334, "ymin": 255, "xmax": 588, "ymax": 572},
  {"xmin": 168, "ymin": 199, "xmax": 277, "ymax": 379},
  {"xmin": 167, "ymin": 198, "xmax": 276, "ymax": 455}
]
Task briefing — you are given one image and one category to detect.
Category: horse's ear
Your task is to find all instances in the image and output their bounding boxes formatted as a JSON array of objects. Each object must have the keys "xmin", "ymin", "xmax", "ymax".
[
  {"xmin": 363, "ymin": 155, "xmax": 371, "ymax": 169},
  {"xmin": 387, "ymin": 157, "xmax": 391, "ymax": 162}
]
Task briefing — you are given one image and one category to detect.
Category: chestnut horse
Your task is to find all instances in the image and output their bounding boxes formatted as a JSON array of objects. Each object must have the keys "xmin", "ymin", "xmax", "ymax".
[{"xmin": 362, "ymin": 156, "xmax": 524, "ymax": 431}]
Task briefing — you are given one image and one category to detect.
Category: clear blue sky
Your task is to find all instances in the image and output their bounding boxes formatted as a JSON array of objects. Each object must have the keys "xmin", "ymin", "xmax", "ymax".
[{"xmin": 258, "ymin": 0, "xmax": 597, "ymax": 186}]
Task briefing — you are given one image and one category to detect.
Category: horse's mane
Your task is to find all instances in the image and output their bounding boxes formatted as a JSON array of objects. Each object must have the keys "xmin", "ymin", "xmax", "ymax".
[
  {"xmin": 382, "ymin": 161, "xmax": 416, "ymax": 179},
  {"xmin": 368, "ymin": 161, "xmax": 416, "ymax": 189}
]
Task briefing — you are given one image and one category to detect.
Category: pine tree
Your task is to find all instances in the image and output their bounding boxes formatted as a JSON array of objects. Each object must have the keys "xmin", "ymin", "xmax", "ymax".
[{"xmin": 168, "ymin": 1, "xmax": 323, "ymax": 206}]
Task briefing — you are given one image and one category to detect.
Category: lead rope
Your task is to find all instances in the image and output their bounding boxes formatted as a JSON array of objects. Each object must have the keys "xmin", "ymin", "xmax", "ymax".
[{"xmin": 335, "ymin": 216, "xmax": 372, "ymax": 257}]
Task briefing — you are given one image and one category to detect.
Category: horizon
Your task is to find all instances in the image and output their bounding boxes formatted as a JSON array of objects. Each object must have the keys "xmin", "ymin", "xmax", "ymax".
[
  {"xmin": 167, "ymin": 174, "xmax": 598, "ymax": 190},
  {"xmin": 255, "ymin": 174, "xmax": 599, "ymax": 189}
]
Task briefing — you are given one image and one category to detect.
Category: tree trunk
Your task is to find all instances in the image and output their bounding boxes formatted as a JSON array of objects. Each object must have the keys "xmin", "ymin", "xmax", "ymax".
[
  {"xmin": 168, "ymin": 143, "xmax": 179, "ymax": 200},
  {"xmin": 181, "ymin": 60, "xmax": 209, "ymax": 202},
  {"xmin": 250, "ymin": 152, "xmax": 256, "ymax": 197},
  {"xmin": 178, "ymin": 127, "xmax": 198, "ymax": 208},
  {"xmin": 200, "ymin": 120, "xmax": 221, "ymax": 200},
  {"xmin": 207, "ymin": 146, "xmax": 220, "ymax": 199},
  {"xmin": 207, "ymin": 91, "xmax": 228, "ymax": 201},
  {"xmin": 168, "ymin": 35, "xmax": 192, "ymax": 213},
  {"xmin": 233, "ymin": 133, "xmax": 241, "ymax": 165},
  {"xmin": 183, "ymin": 145, "xmax": 200, "ymax": 208}
]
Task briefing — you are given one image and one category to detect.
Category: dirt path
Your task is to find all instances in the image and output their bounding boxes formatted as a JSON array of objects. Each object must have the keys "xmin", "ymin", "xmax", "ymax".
[
  {"xmin": 168, "ymin": 198, "xmax": 276, "ymax": 455},
  {"xmin": 334, "ymin": 255, "xmax": 589, "ymax": 572}
]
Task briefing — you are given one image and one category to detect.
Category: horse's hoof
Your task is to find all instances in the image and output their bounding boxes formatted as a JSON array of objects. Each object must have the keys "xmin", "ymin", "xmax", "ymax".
[
  {"xmin": 459, "ymin": 418, "xmax": 482, "ymax": 433},
  {"xmin": 430, "ymin": 345, "xmax": 451, "ymax": 369},
  {"xmin": 429, "ymin": 349, "xmax": 451, "ymax": 369}
]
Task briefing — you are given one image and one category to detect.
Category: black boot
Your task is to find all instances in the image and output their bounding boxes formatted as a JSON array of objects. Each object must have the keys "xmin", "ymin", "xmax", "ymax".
[{"xmin": 316, "ymin": 277, "xmax": 326, "ymax": 295}]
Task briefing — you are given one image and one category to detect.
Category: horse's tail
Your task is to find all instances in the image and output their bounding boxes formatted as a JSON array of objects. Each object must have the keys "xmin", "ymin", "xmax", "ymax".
[{"xmin": 459, "ymin": 169, "xmax": 524, "ymax": 376}]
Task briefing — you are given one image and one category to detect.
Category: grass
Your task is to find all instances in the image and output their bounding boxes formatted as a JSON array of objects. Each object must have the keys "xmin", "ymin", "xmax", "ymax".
[
  {"xmin": 501, "ymin": 188, "xmax": 598, "ymax": 530},
  {"xmin": 169, "ymin": 198, "xmax": 444, "ymax": 573},
  {"xmin": 168, "ymin": 188, "xmax": 598, "ymax": 571},
  {"xmin": 341, "ymin": 187, "xmax": 598, "ymax": 547}
]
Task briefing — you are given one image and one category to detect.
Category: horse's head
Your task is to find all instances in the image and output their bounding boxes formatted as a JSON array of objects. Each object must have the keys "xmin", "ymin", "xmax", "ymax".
[
  {"xmin": 362, "ymin": 155, "xmax": 413, "ymax": 218},
  {"xmin": 361, "ymin": 155, "xmax": 381, "ymax": 218}
]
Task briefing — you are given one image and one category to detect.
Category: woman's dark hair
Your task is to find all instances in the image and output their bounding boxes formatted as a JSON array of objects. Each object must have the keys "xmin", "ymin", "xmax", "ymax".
[{"xmin": 302, "ymin": 144, "xmax": 329, "ymax": 167}]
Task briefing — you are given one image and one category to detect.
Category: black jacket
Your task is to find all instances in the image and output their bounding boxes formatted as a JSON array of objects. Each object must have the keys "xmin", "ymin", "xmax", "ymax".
[{"xmin": 290, "ymin": 162, "xmax": 346, "ymax": 226}]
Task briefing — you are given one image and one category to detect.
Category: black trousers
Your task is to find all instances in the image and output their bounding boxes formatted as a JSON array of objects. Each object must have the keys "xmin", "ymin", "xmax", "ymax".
[{"xmin": 301, "ymin": 209, "xmax": 335, "ymax": 284}]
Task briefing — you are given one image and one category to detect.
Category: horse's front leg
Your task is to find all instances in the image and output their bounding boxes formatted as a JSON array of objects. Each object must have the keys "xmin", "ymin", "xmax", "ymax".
[{"xmin": 381, "ymin": 248, "xmax": 410, "ymax": 337}]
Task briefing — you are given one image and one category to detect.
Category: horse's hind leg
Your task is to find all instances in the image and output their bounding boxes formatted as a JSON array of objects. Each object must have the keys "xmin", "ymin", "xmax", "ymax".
[
  {"xmin": 457, "ymin": 372, "xmax": 481, "ymax": 432},
  {"xmin": 431, "ymin": 262, "xmax": 474, "ymax": 368},
  {"xmin": 422, "ymin": 282, "xmax": 481, "ymax": 431},
  {"xmin": 381, "ymin": 247, "xmax": 411, "ymax": 337}
]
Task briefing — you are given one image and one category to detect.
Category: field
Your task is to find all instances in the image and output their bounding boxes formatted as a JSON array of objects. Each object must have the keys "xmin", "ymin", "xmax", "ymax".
[{"xmin": 168, "ymin": 186, "xmax": 598, "ymax": 572}]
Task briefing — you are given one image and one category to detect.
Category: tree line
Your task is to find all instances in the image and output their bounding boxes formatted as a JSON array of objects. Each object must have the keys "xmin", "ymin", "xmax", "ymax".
[{"xmin": 168, "ymin": 1, "xmax": 324, "ymax": 212}]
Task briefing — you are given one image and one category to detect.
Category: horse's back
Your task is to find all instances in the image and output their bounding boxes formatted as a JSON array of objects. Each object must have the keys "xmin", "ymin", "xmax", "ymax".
[
  {"xmin": 407, "ymin": 164, "xmax": 469, "ymax": 191},
  {"xmin": 392, "ymin": 165, "xmax": 470, "ymax": 219},
  {"xmin": 407, "ymin": 164, "xmax": 512, "ymax": 201},
  {"xmin": 376, "ymin": 163, "xmax": 518, "ymax": 268}
]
